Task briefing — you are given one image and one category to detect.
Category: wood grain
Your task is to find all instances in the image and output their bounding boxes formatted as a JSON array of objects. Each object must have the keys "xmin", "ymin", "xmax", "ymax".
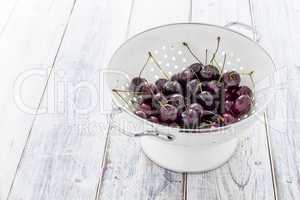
[
  {"xmin": 0, "ymin": 0, "xmax": 76, "ymax": 199},
  {"xmin": 97, "ymin": 0, "xmax": 190, "ymax": 199},
  {"xmin": 251, "ymin": 0, "xmax": 300, "ymax": 199},
  {"xmin": 186, "ymin": 0, "xmax": 275, "ymax": 199},
  {"xmin": 7, "ymin": 0, "xmax": 133, "ymax": 199}
]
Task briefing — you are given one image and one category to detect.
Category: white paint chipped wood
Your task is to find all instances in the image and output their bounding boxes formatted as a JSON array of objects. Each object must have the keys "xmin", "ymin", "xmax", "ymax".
[
  {"xmin": 1, "ymin": 0, "xmax": 299, "ymax": 199},
  {"xmin": 251, "ymin": 0, "xmax": 300, "ymax": 199},
  {"xmin": 0, "ymin": 0, "xmax": 76, "ymax": 199}
]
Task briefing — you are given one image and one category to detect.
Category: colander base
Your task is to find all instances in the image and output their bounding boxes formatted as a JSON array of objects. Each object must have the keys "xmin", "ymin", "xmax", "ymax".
[{"xmin": 141, "ymin": 137, "xmax": 239, "ymax": 172}]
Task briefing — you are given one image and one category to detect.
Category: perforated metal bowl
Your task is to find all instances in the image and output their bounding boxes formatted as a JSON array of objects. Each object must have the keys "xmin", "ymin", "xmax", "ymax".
[{"xmin": 105, "ymin": 23, "xmax": 276, "ymax": 172}]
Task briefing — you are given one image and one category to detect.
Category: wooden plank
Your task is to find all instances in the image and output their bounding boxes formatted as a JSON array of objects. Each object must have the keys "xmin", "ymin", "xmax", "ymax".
[
  {"xmin": 251, "ymin": 0, "xmax": 300, "ymax": 199},
  {"xmin": 185, "ymin": 0, "xmax": 275, "ymax": 199},
  {"xmin": 0, "ymin": 0, "xmax": 76, "ymax": 199},
  {"xmin": 7, "ymin": 0, "xmax": 133, "ymax": 199},
  {"xmin": 97, "ymin": 0, "xmax": 190, "ymax": 199}
]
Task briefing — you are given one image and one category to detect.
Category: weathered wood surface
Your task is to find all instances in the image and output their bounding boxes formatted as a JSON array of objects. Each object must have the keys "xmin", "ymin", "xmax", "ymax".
[
  {"xmin": 186, "ymin": 1, "xmax": 275, "ymax": 199},
  {"xmin": 251, "ymin": 0, "xmax": 300, "ymax": 199},
  {"xmin": 7, "ymin": 0, "xmax": 132, "ymax": 199},
  {"xmin": 98, "ymin": 0, "xmax": 275, "ymax": 200},
  {"xmin": 2, "ymin": 0, "xmax": 299, "ymax": 199},
  {"xmin": 0, "ymin": 0, "xmax": 76, "ymax": 199},
  {"xmin": 98, "ymin": 0, "xmax": 189, "ymax": 199}
]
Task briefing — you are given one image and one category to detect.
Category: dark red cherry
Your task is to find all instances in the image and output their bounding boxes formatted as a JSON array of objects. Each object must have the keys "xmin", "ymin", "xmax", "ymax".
[
  {"xmin": 162, "ymin": 81, "xmax": 183, "ymax": 95},
  {"xmin": 129, "ymin": 77, "xmax": 147, "ymax": 92},
  {"xmin": 232, "ymin": 95, "xmax": 252, "ymax": 116},
  {"xmin": 224, "ymin": 100, "xmax": 234, "ymax": 113},
  {"xmin": 188, "ymin": 63, "xmax": 203, "ymax": 77},
  {"xmin": 168, "ymin": 94, "xmax": 185, "ymax": 110},
  {"xmin": 181, "ymin": 108, "xmax": 199, "ymax": 128},
  {"xmin": 152, "ymin": 93, "xmax": 168, "ymax": 110},
  {"xmin": 222, "ymin": 71, "xmax": 241, "ymax": 88},
  {"xmin": 159, "ymin": 104, "xmax": 178, "ymax": 122},
  {"xmin": 140, "ymin": 82, "xmax": 158, "ymax": 95},
  {"xmin": 189, "ymin": 103, "xmax": 204, "ymax": 118},
  {"xmin": 148, "ymin": 116, "xmax": 160, "ymax": 124},
  {"xmin": 237, "ymin": 86, "xmax": 253, "ymax": 98},
  {"xmin": 138, "ymin": 103, "xmax": 153, "ymax": 117},
  {"xmin": 171, "ymin": 73, "xmax": 180, "ymax": 81},
  {"xmin": 177, "ymin": 69, "xmax": 194, "ymax": 84},
  {"xmin": 222, "ymin": 113, "xmax": 237, "ymax": 125},
  {"xmin": 186, "ymin": 79, "xmax": 200, "ymax": 98},
  {"xmin": 202, "ymin": 81, "xmax": 223, "ymax": 99},
  {"xmin": 194, "ymin": 91, "xmax": 215, "ymax": 110},
  {"xmin": 199, "ymin": 65, "xmax": 220, "ymax": 81},
  {"xmin": 225, "ymin": 86, "xmax": 239, "ymax": 101},
  {"xmin": 135, "ymin": 110, "xmax": 147, "ymax": 119},
  {"xmin": 155, "ymin": 78, "xmax": 168, "ymax": 92}
]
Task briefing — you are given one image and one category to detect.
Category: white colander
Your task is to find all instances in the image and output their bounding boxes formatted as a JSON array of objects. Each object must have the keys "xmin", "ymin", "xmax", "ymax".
[{"xmin": 105, "ymin": 22, "xmax": 276, "ymax": 172}]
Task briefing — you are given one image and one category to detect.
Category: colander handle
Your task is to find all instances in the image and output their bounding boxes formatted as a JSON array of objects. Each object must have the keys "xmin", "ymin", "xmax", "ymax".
[
  {"xmin": 224, "ymin": 22, "xmax": 261, "ymax": 42},
  {"xmin": 110, "ymin": 105, "xmax": 175, "ymax": 142}
]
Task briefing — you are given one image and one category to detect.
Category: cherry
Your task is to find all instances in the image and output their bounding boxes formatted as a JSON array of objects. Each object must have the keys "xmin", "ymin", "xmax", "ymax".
[
  {"xmin": 222, "ymin": 71, "xmax": 241, "ymax": 88},
  {"xmin": 168, "ymin": 94, "xmax": 185, "ymax": 111},
  {"xmin": 138, "ymin": 103, "xmax": 154, "ymax": 117},
  {"xmin": 223, "ymin": 113, "xmax": 237, "ymax": 125},
  {"xmin": 163, "ymin": 80, "xmax": 183, "ymax": 95},
  {"xmin": 232, "ymin": 95, "xmax": 252, "ymax": 116},
  {"xmin": 225, "ymin": 86, "xmax": 239, "ymax": 101},
  {"xmin": 188, "ymin": 63, "xmax": 203, "ymax": 77},
  {"xmin": 140, "ymin": 82, "xmax": 158, "ymax": 95},
  {"xmin": 171, "ymin": 73, "xmax": 179, "ymax": 81},
  {"xmin": 177, "ymin": 69, "xmax": 194, "ymax": 85},
  {"xmin": 159, "ymin": 104, "xmax": 178, "ymax": 122},
  {"xmin": 148, "ymin": 116, "xmax": 160, "ymax": 124},
  {"xmin": 199, "ymin": 65, "xmax": 220, "ymax": 81},
  {"xmin": 186, "ymin": 79, "xmax": 200, "ymax": 98},
  {"xmin": 152, "ymin": 93, "xmax": 168, "ymax": 110},
  {"xmin": 202, "ymin": 81, "xmax": 223, "ymax": 99},
  {"xmin": 237, "ymin": 86, "xmax": 253, "ymax": 98},
  {"xmin": 135, "ymin": 110, "xmax": 147, "ymax": 119},
  {"xmin": 189, "ymin": 103, "xmax": 204, "ymax": 118},
  {"xmin": 129, "ymin": 77, "xmax": 147, "ymax": 92},
  {"xmin": 224, "ymin": 100, "xmax": 234, "ymax": 113},
  {"xmin": 181, "ymin": 108, "xmax": 199, "ymax": 128},
  {"xmin": 155, "ymin": 78, "xmax": 168, "ymax": 92},
  {"xmin": 194, "ymin": 91, "xmax": 215, "ymax": 110}
]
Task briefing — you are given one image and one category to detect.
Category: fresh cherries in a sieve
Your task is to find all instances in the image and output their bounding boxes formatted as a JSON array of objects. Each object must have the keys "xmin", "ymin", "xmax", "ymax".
[{"xmin": 117, "ymin": 37, "xmax": 254, "ymax": 129}]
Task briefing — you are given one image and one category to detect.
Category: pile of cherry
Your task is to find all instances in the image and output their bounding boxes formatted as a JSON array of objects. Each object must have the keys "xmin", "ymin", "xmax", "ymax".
[{"xmin": 116, "ymin": 39, "xmax": 254, "ymax": 129}]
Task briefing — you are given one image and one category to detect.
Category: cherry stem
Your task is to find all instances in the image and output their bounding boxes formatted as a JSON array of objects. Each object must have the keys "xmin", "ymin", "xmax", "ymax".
[
  {"xmin": 112, "ymin": 89, "xmax": 144, "ymax": 95},
  {"xmin": 213, "ymin": 58, "xmax": 221, "ymax": 71},
  {"xmin": 182, "ymin": 42, "xmax": 202, "ymax": 63},
  {"xmin": 240, "ymin": 70, "xmax": 256, "ymax": 102},
  {"xmin": 205, "ymin": 49, "xmax": 208, "ymax": 65},
  {"xmin": 148, "ymin": 52, "xmax": 170, "ymax": 80},
  {"xmin": 112, "ymin": 89, "xmax": 134, "ymax": 111},
  {"xmin": 210, "ymin": 37, "xmax": 221, "ymax": 64},
  {"xmin": 218, "ymin": 53, "xmax": 227, "ymax": 82},
  {"xmin": 138, "ymin": 54, "xmax": 151, "ymax": 78},
  {"xmin": 198, "ymin": 82, "xmax": 203, "ymax": 92}
]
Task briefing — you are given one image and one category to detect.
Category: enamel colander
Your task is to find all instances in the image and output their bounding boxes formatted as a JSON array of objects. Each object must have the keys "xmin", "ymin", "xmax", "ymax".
[{"xmin": 105, "ymin": 23, "xmax": 276, "ymax": 172}]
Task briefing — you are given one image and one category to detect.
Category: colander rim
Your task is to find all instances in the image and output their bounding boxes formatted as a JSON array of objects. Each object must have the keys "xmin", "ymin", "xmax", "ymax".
[{"xmin": 107, "ymin": 22, "xmax": 277, "ymax": 134}]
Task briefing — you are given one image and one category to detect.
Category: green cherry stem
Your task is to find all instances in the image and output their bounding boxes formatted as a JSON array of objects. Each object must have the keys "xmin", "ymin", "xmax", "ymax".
[
  {"xmin": 182, "ymin": 42, "xmax": 202, "ymax": 63},
  {"xmin": 148, "ymin": 51, "xmax": 170, "ymax": 80},
  {"xmin": 218, "ymin": 53, "xmax": 227, "ymax": 82},
  {"xmin": 210, "ymin": 37, "xmax": 221, "ymax": 64},
  {"xmin": 181, "ymin": 42, "xmax": 202, "ymax": 82},
  {"xmin": 112, "ymin": 89, "xmax": 144, "ymax": 95},
  {"xmin": 138, "ymin": 53, "xmax": 151, "ymax": 79},
  {"xmin": 112, "ymin": 89, "xmax": 135, "ymax": 111}
]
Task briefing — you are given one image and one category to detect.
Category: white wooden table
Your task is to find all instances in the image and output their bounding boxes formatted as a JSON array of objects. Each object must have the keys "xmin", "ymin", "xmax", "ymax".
[{"xmin": 0, "ymin": 0, "xmax": 299, "ymax": 199}]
